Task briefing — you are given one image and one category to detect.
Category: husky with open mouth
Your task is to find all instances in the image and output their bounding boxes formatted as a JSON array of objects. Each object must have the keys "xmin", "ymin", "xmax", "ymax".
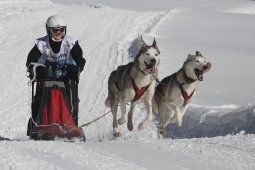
[
  {"xmin": 152, "ymin": 51, "xmax": 211, "ymax": 138},
  {"xmin": 105, "ymin": 37, "xmax": 160, "ymax": 137}
]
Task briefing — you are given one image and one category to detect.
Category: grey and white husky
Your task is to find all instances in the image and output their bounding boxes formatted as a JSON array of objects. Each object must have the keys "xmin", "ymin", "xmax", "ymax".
[
  {"xmin": 152, "ymin": 51, "xmax": 211, "ymax": 138},
  {"xmin": 105, "ymin": 37, "xmax": 160, "ymax": 137}
]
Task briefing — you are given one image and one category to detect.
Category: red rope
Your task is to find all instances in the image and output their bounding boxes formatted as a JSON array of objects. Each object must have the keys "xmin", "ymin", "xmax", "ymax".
[{"xmin": 79, "ymin": 110, "xmax": 112, "ymax": 128}]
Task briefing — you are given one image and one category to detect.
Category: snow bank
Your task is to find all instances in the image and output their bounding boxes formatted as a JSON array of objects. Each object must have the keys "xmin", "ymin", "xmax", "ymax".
[
  {"xmin": 224, "ymin": 4, "xmax": 255, "ymax": 15},
  {"xmin": 163, "ymin": 103, "xmax": 255, "ymax": 138}
]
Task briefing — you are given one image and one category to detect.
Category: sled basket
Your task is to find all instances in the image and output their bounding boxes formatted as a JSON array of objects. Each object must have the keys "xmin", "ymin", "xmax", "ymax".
[{"xmin": 30, "ymin": 81, "xmax": 85, "ymax": 141}]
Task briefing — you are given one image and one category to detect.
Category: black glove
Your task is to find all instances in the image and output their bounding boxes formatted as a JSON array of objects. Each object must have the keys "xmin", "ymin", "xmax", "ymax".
[
  {"xmin": 35, "ymin": 66, "xmax": 51, "ymax": 81},
  {"xmin": 66, "ymin": 65, "xmax": 79, "ymax": 81}
]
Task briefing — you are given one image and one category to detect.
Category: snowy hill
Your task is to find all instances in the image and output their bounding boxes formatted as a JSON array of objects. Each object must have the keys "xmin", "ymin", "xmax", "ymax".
[{"xmin": 0, "ymin": 0, "xmax": 255, "ymax": 169}]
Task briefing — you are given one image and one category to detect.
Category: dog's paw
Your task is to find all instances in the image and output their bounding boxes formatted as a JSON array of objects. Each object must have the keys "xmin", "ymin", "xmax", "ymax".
[
  {"xmin": 114, "ymin": 132, "xmax": 120, "ymax": 138},
  {"xmin": 113, "ymin": 128, "xmax": 120, "ymax": 137},
  {"xmin": 118, "ymin": 117, "xmax": 127, "ymax": 125},
  {"xmin": 158, "ymin": 127, "xmax": 165, "ymax": 139},
  {"xmin": 177, "ymin": 121, "xmax": 182, "ymax": 127},
  {"xmin": 127, "ymin": 121, "xmax": 133, "ymax": 131},
  {"xmin": 158, "ymin": 133, "xmax": 164, "ymax": 139}
]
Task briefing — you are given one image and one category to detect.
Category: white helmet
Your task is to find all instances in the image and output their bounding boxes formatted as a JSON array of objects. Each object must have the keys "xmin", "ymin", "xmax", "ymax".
[
  {"xmin": 46, "ymin": 15, "xmax": 67, "ymax": 36},
  {"xmin": 46, "ymin": 15, "xmax": 66, "ymax": 28}
]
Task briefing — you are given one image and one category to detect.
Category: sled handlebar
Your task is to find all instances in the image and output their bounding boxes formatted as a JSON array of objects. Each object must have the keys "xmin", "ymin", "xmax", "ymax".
[{"xmin": 28, "ymin": 62, "xmax": 81, "ymax": 83}]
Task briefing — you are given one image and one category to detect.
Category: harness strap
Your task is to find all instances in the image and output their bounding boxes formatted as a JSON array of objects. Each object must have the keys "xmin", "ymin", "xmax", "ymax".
[
  {"xmin": 178, "ymin": 82, "xmax": 195, "ymax": 106},
  {"xmin": 132, "ymin": 79, "xmax": 151, "ymax": 102}
]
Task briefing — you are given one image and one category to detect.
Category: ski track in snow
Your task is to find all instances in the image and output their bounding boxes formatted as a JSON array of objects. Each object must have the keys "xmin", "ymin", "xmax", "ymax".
[{"xmin": 0, "ymin": 0, "xmax": 255, "ymax": 170}]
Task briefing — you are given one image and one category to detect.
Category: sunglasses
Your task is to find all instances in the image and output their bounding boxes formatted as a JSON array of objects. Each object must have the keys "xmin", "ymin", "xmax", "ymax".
[{"xmin": 50, "ymin": 27, "xmax": 65, "ymax": 34}]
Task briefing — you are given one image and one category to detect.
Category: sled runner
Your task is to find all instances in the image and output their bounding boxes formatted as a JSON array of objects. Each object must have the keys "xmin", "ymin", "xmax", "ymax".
[{"xmin": 27, "ymin": 62, "xmax": 85, "ymax": 141}]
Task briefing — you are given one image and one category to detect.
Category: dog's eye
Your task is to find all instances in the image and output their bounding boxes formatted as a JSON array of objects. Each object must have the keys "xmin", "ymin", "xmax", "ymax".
[
  {"xmin": 146, "ymin": 53, "xmax": 150, "ymax": 56},
  {"xmin": 196, "ymin": 60, "xmax": 199, "ymax": 62},
  {"xmin": 155, "ymin": 54, "xmax": 158, "ymax": 56}
]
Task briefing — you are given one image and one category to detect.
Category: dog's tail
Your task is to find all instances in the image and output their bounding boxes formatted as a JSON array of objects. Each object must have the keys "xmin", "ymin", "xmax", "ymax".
[{"xmin": 105, "ymin": 97, "xmax": 111, "ymax": 107}]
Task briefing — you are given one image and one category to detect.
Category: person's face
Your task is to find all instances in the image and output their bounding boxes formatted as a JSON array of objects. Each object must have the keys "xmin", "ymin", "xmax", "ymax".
[{"xmin": 50, "ymin": 27, "xmax": 65, "ymax": 41}]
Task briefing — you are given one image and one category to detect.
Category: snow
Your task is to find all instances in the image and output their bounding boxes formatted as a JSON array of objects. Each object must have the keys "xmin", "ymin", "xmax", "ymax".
[{"xmin": 0, "ymin": 0, "xmax": 255, "ymax": 169}]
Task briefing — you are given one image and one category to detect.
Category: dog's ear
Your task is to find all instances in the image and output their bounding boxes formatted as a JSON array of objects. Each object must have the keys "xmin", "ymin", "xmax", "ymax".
[
  {"xmin": 196, "ymin": 51, "xmax": 202, "ymax": 56},
  {"xmin": 187, "ymin": 54, "xmax": 193, "ymax": 61},
  {"xmin": 140, "ymin": 36, "xmax": 147, "ymax": 48},
  {"xmin": 152, "ymin": 38, "xmax": 157, "ymax": 47}
]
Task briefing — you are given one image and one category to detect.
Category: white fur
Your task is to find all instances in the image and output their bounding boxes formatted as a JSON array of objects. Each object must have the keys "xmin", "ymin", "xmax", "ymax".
[
  {"xmin": 153, "ymin": 51, "xmax": 211, "ymax": 138},
  {"xmin": 106, "ymin": 37, "xmax": 160, "ymax": 137}
]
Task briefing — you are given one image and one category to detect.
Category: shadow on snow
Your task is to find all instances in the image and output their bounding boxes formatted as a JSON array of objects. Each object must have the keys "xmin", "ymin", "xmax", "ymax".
[{"xmin": 0, "ymin": 136, "xmax": 11, "ymax": 141}]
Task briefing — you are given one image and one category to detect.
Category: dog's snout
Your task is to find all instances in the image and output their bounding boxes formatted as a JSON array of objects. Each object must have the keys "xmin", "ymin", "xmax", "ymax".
[
  {"xmin": 151, "ymin": 58, "xmax": 156, "ymax": 64},
  {"xmin": 203, "ymin": 65, "xmax": 208, "ymax": 70}
]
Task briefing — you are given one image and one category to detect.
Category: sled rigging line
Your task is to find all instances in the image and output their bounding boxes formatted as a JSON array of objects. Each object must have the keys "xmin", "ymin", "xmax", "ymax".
[
  {"xmin": 79, "ymin": 110, "xmax": 112, "ymax": 128},
  {"xmin": 64, "ymin": 109, "xmax": 112, "ymax": 135}
]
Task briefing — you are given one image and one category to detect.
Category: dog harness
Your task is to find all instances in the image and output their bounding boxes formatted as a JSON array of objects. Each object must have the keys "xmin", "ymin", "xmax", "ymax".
[
  {"xmin": 132, "ymin": 79, "xmax": 151, "ymax": 102},
  {"xmin": 178, "ymin": 70, "xmax": 196, "ymax": 106},
  {"xmin": 178, "ymin": 82, "xmax": 195, "ymax": 106}
]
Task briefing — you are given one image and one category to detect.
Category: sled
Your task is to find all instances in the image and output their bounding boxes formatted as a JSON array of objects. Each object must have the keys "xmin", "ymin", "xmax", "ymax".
[{"xmin": 28, "ymin": 80, "xmax": 85, "ymax": 141}]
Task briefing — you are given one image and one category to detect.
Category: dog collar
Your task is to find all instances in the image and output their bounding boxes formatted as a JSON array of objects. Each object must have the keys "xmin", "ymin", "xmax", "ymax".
[
  {"xmin": 183, "ymin": 70, "xmax": 197, "ymax": 84},
  {"xmin": 134, "ymin": 62, "xmax": 147, "ymax": 75}
]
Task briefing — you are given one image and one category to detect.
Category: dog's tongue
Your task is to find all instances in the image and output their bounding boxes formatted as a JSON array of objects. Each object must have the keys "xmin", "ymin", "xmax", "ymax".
[
  {"xmin": 144, "ymin": 65, "xmax": 155, "ymax": 74},
  {"xmin": 203, "ymin": 62, "xmax": 212, "ymax": 73},
  {"xmin": 198, "ymin": 62, "xmax": 211, "ymax": 81}
]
